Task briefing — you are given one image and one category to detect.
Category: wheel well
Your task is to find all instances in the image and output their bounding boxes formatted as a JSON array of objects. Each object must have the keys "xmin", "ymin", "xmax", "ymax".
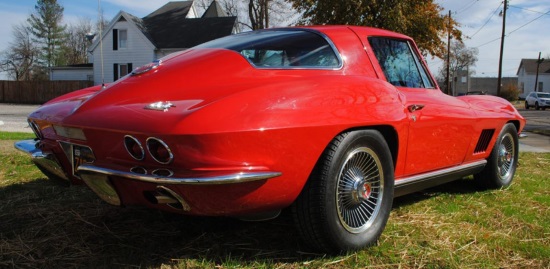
[
  {"xmin": 507, "ymin": 120, "xmax": 521, "ymax": 133},
  {"xmin": 344, "ymin": 126, "xmax": 399, "ymax": 169}
]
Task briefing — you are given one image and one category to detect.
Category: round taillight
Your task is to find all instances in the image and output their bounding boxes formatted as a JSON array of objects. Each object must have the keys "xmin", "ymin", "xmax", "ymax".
[
  {"xmin": 146, "ymin": 137, "xmax": 173, "ymax": 164},
  {"xmin": 124, "ymin": 135, "xmax": 145, "ymax": 160}
]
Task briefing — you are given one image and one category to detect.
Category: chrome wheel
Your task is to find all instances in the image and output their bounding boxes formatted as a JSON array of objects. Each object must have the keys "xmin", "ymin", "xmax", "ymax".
[
  {"xmin": 474, "ymin": 123, "xmax": 518, "ymax": 189},
  {"xmin": 497, "ymin": 133, "xmax": 515, "ymax": 181},
  {"xmin": 336, "ymin": 147, "xmax": 384, "ymax": 233}
]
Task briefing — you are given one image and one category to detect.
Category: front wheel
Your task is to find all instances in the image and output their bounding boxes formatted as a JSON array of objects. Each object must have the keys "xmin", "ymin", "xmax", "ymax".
[
  {"xmin": 474, "ymin": 123, "xmax": 519, "ymax": 189},
  {"xmin": 535, "ymin": 102, "xmax": 540, "ymax": 110},
  {"xmin": 292, "ymin": 130, "xmax": 394, "ymax": 253}
]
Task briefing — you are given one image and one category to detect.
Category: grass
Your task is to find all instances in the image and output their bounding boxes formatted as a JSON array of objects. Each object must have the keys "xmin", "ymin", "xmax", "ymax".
[{"xmin": 0, "ymin": 135, "xmax": 549, "ymax": 268}]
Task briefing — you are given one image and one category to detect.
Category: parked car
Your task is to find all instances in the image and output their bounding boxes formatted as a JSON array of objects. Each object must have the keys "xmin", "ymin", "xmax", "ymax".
[
  {"xmin": 15, "ymin": 26, "xmax": 525, "ymax": 253},
  {"xmin": 525, "ymin": 91, "xmax": 550, "ymax": 110}
]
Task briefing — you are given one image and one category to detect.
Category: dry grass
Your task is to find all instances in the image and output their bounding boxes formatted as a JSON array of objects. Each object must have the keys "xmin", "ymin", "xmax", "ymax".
[{"xmin": 1, "ymin": 137, "xmax": 549, "ymax": 268}]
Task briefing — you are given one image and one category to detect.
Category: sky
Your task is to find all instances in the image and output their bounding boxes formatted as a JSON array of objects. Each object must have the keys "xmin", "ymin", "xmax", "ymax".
[{"xmin": 0, "ymin": 0, "xmax": 549, "ymax": 80}]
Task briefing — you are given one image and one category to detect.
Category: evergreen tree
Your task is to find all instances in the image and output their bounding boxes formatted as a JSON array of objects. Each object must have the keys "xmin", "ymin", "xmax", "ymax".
[{"xmin": 27, "ymin": 0, "xmax": 67, "ymax": 68}]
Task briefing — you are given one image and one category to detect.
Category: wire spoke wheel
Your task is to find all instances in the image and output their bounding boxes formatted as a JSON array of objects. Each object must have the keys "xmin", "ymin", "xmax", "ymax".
[
  {"xmin": 474, "ymin": 123, "xmax": 518, "ymax": 189},
  {"xmin": 497, "ymin": 133, "xmax": 515, "ymax": 180},
  {"xmin": 336, "ymin": 147, "xmax": 384, "ymax": 233}
]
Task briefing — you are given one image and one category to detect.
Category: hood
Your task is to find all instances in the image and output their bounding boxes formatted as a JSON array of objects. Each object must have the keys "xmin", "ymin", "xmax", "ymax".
[{"xmin": 458, "ymin": 95, "xmax": 519, "ymax": 114}]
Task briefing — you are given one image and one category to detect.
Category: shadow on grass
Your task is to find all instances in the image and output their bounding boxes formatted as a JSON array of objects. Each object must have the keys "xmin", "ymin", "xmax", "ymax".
[
  {"xmin": 0, "ymin": 175, "xmax": 487, "ymax": 268},
  {"xmin": 0, "ymin": 178, "xmax": 318, "ymax": 268},
  {"xmin": 393, "ymin": 177, "xmax": 483, "ymax": 209}
]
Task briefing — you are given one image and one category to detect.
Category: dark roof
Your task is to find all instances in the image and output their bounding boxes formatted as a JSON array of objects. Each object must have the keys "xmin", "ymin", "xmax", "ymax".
[
  {"xmin": 518, "ymin": 59, "xmax": 550, "ymax": 75},
  {"xmin": 143, "ymin": 1, "xmax": 193, "ymax": 19},
  {"xmin": 202, "ymin": 0, "xmax": 227, "ymax": 18},
  {"xmin": 141, "ymin": 1, "xmax": 236, "ymax": 49},
  {"xmin": 144, "ymin": 17, "xmax": 236, "ymax": 48}
]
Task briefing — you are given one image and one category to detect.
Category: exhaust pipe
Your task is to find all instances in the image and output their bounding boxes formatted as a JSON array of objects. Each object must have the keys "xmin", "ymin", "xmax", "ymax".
[{"xmin": 145, "ymin": 186, "xmax": 191, "ymax": 211}]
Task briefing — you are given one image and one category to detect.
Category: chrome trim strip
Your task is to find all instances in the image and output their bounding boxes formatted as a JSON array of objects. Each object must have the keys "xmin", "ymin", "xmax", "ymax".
[
  {"xmin": 395, "ymin": 160, "xmax": 487, "ymax": 187},
  {"xmin": 77, "ymin": 164, "xmax": 282, "ymax": 185}
]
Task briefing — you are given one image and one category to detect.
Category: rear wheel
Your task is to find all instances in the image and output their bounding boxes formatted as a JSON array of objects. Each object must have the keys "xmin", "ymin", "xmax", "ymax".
[
  {"xmin": 474, "ymin": 123, "xmax": 518, "ymax": 189},
  {"xmin": 524, "ymin": 101, "xmax": 529, "ymax": 109},
  {"xmin": 292, "ymin": 130, "xmax": 394, "ymax": 253}
]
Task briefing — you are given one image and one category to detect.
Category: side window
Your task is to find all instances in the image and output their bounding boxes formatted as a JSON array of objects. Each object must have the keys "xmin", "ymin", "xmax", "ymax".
[{"xmin": 368, "ymin": 37, "xmax": 434, "ymax": 89}]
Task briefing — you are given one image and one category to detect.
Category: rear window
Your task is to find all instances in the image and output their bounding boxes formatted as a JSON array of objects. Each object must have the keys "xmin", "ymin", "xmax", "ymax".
[{"xmin": 195, "ymin": 30, "xmax": 341, "ymax": 69}]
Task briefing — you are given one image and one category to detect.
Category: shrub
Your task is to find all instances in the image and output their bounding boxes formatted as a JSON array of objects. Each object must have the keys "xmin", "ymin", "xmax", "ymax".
[{"xmin": 499, "ymin": 83, "xmax": 520, "ymax": 101}]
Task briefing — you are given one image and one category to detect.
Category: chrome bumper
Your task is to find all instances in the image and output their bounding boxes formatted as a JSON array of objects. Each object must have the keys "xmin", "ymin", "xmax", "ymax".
[
  {"xmin": 76, "ymin": 164, "xmax": 282, "ymax": 208},
  {"xmin": 14, "ymin": 139, "xmax": 69, "ymax": 181}
]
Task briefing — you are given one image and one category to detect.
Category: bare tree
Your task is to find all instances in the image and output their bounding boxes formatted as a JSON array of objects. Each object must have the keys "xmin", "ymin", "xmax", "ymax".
[
  {"xmin": 437, "ymin": 40, "xmax": 478, "ymax": 94},
  {"xmin": 0, "ymin": 23, "xmax": 39, "ymax": 81},
  {"xmin": 194, "ymin": 0, "xmax": 297, "ymax": 32},
  {"xmin": 62, "ymin": 17, "xmax": 93, "ymax": 65}
]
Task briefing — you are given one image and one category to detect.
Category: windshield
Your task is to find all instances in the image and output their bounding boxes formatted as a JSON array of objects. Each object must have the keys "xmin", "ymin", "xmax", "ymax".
[
  {"xmin": 195, "ymin": 30, "xmax": 341, "ymax": 69},
  {"xmin": 537, "ymin": 93, "xmax": 550, "ymax": 98}
]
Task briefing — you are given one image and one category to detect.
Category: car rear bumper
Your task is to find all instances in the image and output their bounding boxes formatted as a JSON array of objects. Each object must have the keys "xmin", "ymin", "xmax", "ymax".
[
  {"xmin": 77, "ymin": 164, "xmax": 282, "ymax": 210},
  {"xmin": 14, "ymin": 139, "xmax": 70, "ymax": 182}
]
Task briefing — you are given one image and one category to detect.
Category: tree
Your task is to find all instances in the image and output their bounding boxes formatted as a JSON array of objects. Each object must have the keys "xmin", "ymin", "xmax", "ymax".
[
  {"xmin": 27, "ymin": 0, "xmax": 67, "ymax": 68},
  {"xmin": 195, "ymin": 0, "xmax": 297, "ymax": 31},
  {"xmin": 0, "ymin": 23, "xmax": 40, "ymax": 81},
  {"xmin": 62, "ymin": 18, "xmax": 93, "ymax": 65},
  {"xmin": 437, "ymin": 40, "xmax": 478, "ymax": 94},
  {"xmin": 288, "ymin": 0, "xmax": 461, "ymax": 58}
]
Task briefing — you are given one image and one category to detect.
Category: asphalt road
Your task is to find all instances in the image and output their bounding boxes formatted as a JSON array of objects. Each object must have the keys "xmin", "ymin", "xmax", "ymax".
[{"xmin": 0, "ymin": 103, "xmax": 548, "ymax": 152}]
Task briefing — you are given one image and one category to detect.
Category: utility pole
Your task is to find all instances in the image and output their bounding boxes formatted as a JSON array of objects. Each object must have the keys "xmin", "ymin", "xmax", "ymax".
[
  {"xmin": 497, "ymin": 0, "xmax": 508, "ymax": 97},
  {"xmin": 534, "ymin": 52, "xmax": 544, "ymax": 92},
  {"xmin": 445, "ymin": 10, "xmax": 452, "ymax": 95}
]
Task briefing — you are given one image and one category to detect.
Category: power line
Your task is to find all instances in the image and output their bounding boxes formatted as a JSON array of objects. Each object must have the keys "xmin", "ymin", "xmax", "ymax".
[
  {"xmin": 469, "ymin": 2, "xmax": 503, "ymax": 38},
  {"xmin": 507, "ymin": 9, "xmax": 550, "ymax": 36},
  {"xmin": 456, "ymin": 0, "xmax": 479, "ymax": 14},
  {"xmin": 474, "ymin": 8, "xmax": 550, "ymax": 48},
  {"xmin": 509, "ymin": 5, "xmax": 550, "ymax": 16}
]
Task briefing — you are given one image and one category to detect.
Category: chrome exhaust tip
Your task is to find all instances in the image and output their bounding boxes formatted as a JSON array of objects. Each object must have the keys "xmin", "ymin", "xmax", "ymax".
[{"xmin": 145, "ymin": 186, "xmax": 191, "ymax": 211}]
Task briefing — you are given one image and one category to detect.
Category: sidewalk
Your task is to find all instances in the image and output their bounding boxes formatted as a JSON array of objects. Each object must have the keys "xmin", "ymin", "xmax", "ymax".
[{"xmin": 518, "ymin": 132, "xmax": 550, "ymax": 153}]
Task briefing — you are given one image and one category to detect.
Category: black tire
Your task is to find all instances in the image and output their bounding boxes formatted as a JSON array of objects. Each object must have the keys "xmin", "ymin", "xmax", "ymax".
[
  {"xmin": 535, "ymin": 102, "xmax": 540, "ymax": 110},
  {"xmin": 474, "ymin": 123, "xmax": 519, "ymax": 189},
  {"xmin": 292, "ymin": 130, "xmax": 394, "ymax": 253},
  {"xmin": 524, "ymin": 101, "xmax": 529, "ymax": 109}
]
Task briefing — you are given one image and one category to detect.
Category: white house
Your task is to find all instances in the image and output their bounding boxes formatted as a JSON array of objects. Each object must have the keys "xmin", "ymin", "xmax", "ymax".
[
  {"xmin": 517, "ymin": 58, "xmax": 550, "ymax": 97},
  {"xmin": 88, "ymin": 1, "xmax": 237, "ymax": 85}
]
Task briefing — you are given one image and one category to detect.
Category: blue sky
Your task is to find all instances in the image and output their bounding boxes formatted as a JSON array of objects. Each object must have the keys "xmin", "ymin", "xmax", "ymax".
[{"xmin": 1, "ymin": 0, "xmax": 549, "ymax": 80}]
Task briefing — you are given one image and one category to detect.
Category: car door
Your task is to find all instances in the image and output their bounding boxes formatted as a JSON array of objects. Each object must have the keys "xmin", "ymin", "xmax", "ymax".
[{"xmin": 367, "ymin": 37, "xmax": 476, "ymax": 176}]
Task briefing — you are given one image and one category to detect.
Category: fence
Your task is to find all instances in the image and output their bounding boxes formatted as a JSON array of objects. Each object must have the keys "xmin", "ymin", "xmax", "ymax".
[{"xmin": 0, "ymin": 80, "xmax": 94, "ymax": 104}]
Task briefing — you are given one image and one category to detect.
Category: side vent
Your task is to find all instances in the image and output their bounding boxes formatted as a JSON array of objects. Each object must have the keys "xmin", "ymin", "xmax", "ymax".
[{"xmin": 474, "ymin": 129, "xmax": 495, "ymax": 154}]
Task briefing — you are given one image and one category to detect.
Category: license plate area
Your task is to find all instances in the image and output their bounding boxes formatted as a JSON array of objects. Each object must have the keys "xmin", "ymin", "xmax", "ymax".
[{"xmin": 59, "ymin": 141, "xmax": 96, "ymax": 177}]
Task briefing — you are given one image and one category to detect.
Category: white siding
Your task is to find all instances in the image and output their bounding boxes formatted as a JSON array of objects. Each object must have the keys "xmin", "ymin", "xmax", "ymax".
[
  {"xmin": 518, "ymin": 68, "xmax": 550, "ymax": 97},
  {"xmin": 92, "ymin": 19, "xmax": 156, "ymax": 85},
  {"xmin": 50, "ymin": 68, "xmax": 93, "ymax": 81}
]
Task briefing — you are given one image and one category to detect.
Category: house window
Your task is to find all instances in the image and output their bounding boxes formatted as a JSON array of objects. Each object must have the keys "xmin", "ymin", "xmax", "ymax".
[
  {"xmin": 538, "ymin": 82, "xmax": 543, "ymax": 92},
  {"xmin": 113, "ymin": 63, "xmax": 133, "ymax": 81},
  {"xmin": 119, "ymin": 29, "xmax": 127, "ymax": 49},
  {"xmin": 112, "ymin": 29, "xmax": 127, "ymax": 50}
]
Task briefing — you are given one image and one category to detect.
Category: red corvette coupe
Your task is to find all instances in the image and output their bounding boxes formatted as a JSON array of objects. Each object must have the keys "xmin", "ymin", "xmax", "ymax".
[{"xmin": 16, "ymin": 26, "xmax": 525, "ymax": 252}]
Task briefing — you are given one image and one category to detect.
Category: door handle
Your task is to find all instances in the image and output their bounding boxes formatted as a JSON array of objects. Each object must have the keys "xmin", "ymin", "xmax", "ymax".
[{"xmin": 408, "ymin": 104, "xmax": 425, "ymax": 112}]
